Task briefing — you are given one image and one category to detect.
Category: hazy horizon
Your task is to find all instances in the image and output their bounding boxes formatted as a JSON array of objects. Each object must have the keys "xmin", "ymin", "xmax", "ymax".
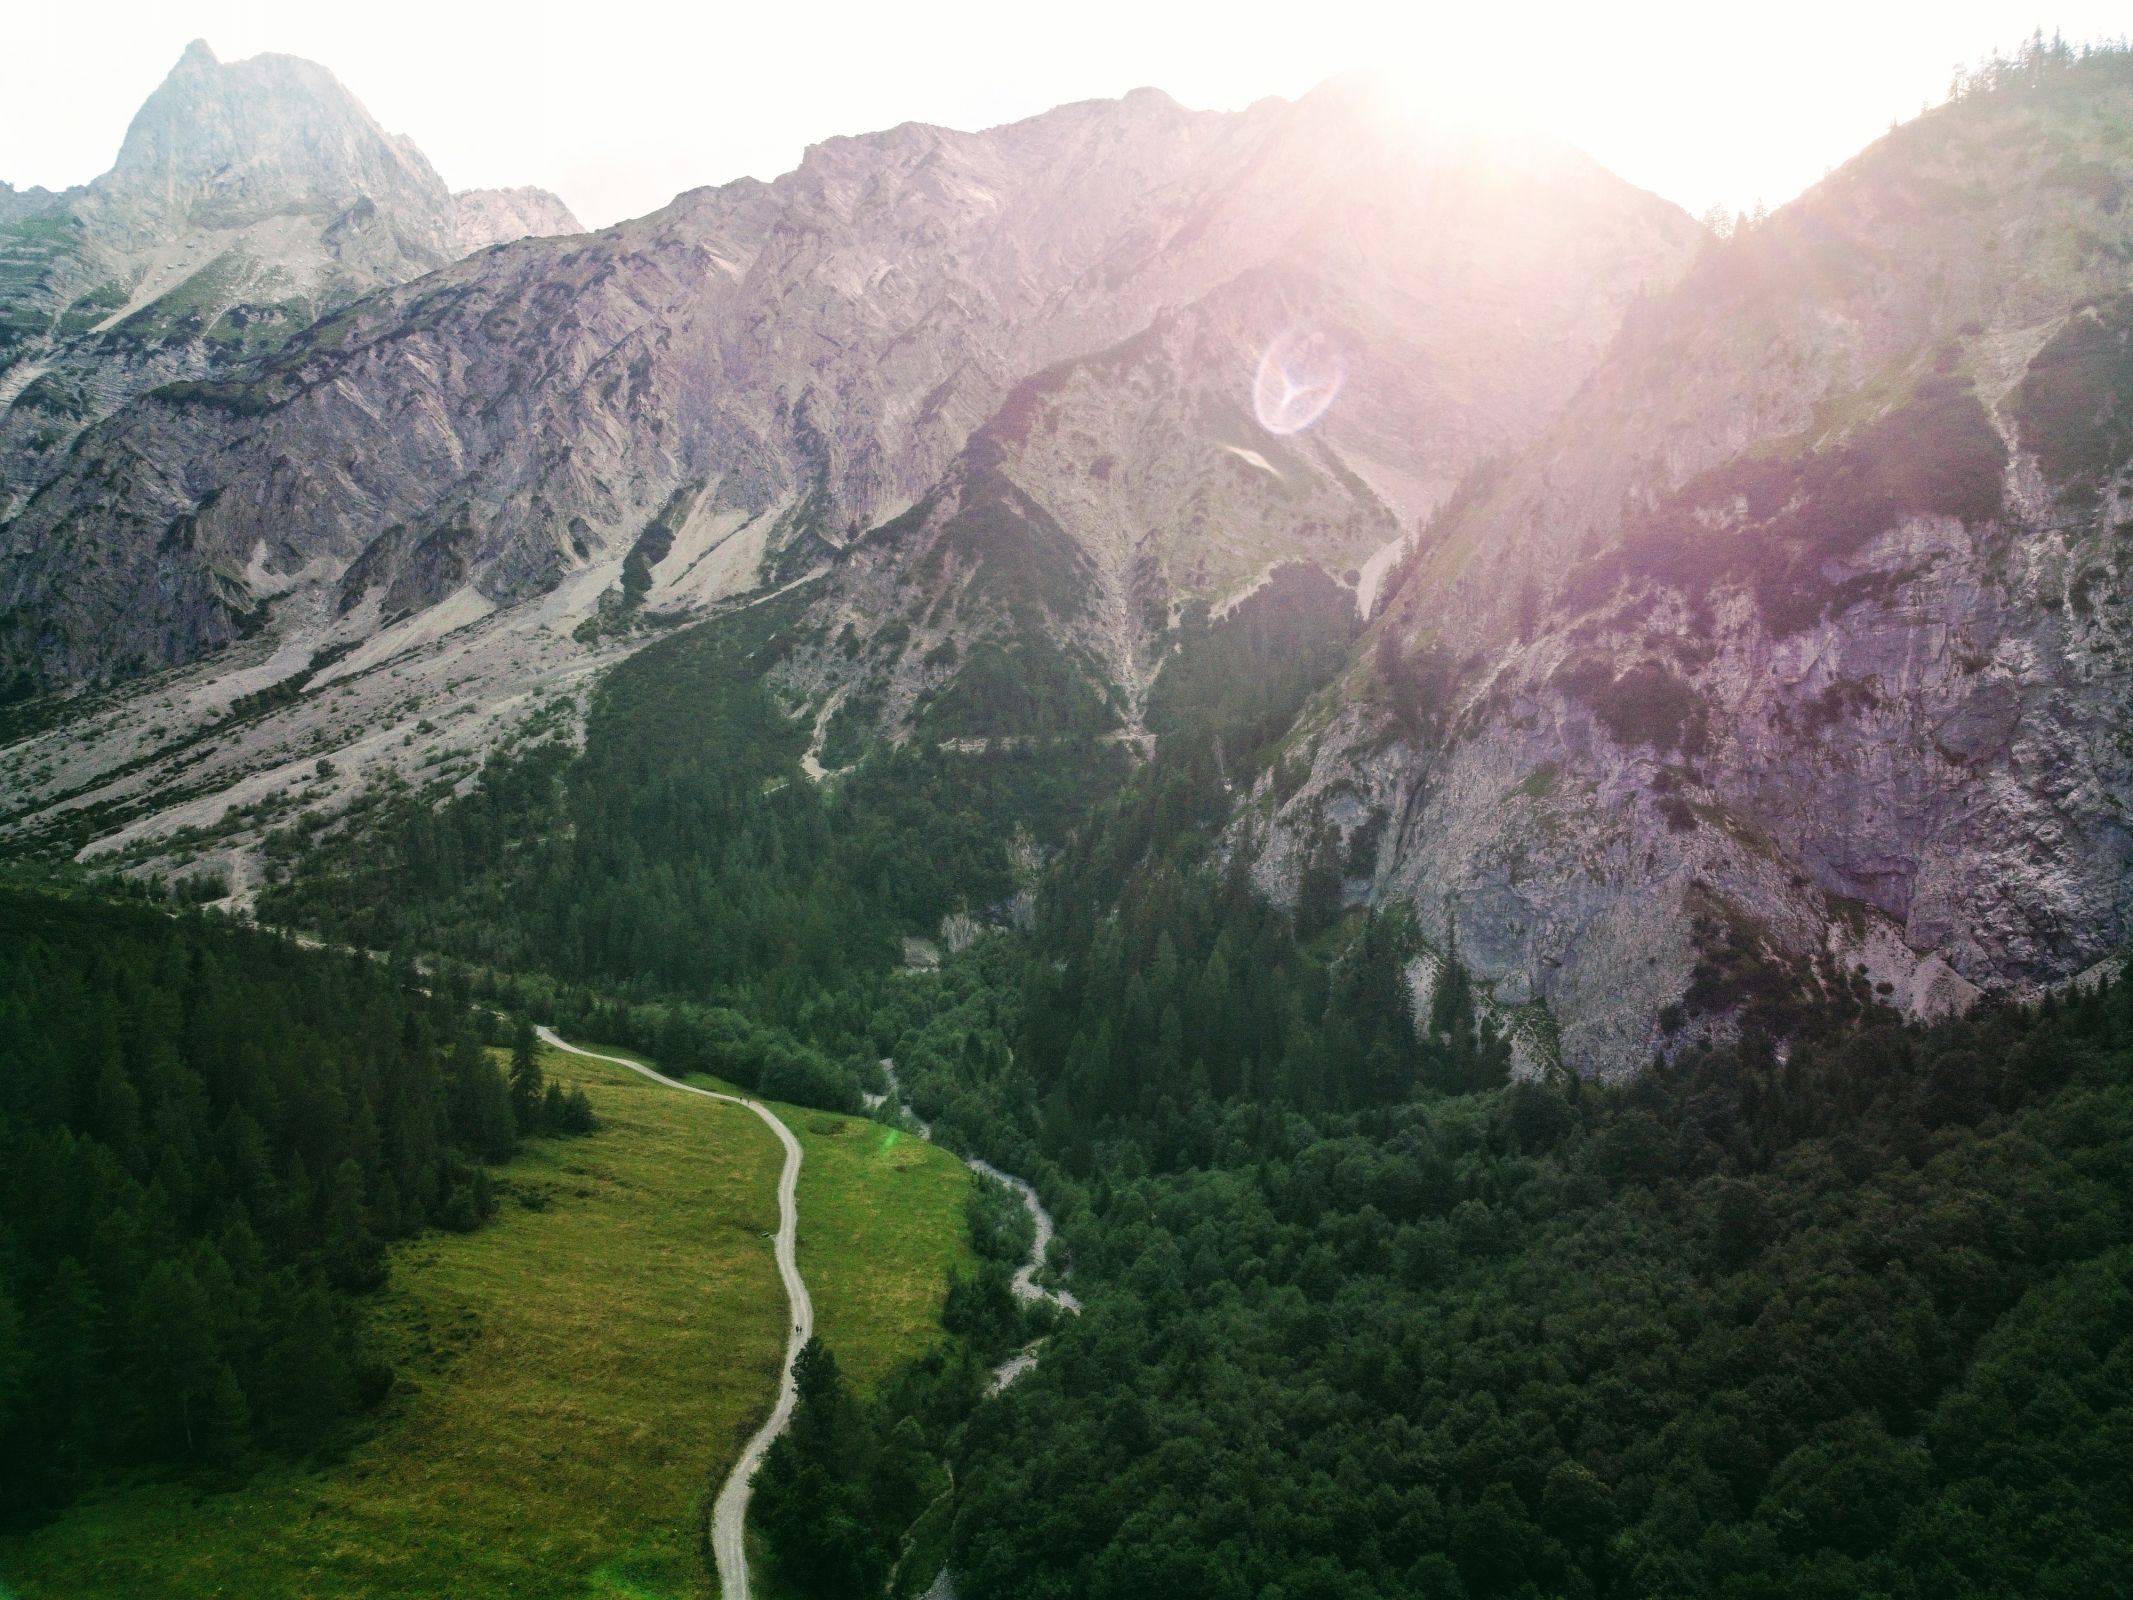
[{"xmin": 6, "ymin": 0, "xmax": 2130, "ymax": 231}]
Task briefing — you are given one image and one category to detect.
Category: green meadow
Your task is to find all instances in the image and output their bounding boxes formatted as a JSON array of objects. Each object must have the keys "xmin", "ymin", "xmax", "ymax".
[{"xmin": 0, "ymin": 1045, "xmax": 975, "ymax": 1600}]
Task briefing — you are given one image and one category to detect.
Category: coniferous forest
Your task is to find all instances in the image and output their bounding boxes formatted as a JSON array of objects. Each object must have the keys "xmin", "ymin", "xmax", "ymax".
[
  {"xmin": 873, "ymin": 946, "xmax": 2133, "ymax": 1600},
  {"xmin": 0, "ymin": 889, "xmax": 585, "ymax": 1524}
]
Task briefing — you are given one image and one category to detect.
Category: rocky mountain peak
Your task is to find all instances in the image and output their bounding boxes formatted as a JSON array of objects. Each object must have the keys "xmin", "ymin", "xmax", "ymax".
[
  {"xmin": 451, "ymin": 186, "xmax": 583, "ymax": 254},
  {"xmin": 0, "ymin": 42, "xmax": 579, "ymax": 516},
  {"xmin": 1254, "ymin": 47, "xmax": 2133, "ymax": 1074},
  {"xmin": 96, "ymin": 41, "xmax": 451, "ymax": 239}
]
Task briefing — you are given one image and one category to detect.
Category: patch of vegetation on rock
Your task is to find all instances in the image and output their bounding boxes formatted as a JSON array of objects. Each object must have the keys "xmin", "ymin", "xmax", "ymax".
[
  {"xmin": 2013, "ymin": 291, "xmax": 2133, "ymax": 510},
  {"xmin": 1586, "ymin": 376, "xmax": 2009, "ymax": 636},
  {"xmin": 1553, "ymin": 655, "xmax": 1711, "ymax": 755}
]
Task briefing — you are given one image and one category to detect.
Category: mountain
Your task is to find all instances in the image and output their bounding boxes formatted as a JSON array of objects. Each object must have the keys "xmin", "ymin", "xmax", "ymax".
[
  {"xmin": 7, "ymin": 42, "xmax": 2132, "ymax": 1600},
  {"xmin": 1252, "ymin": 45, "xmax": 2133, "ymax": 1072},
  {"xmin": 3, "ymin": 49, "xmax": 2128, "ymax": 1079},
  {"xmin": 0, "ymin": 74, "xmax": 1695, "ymax": 871},
  {"xmin": 0, "ymin": 77, "xmax": 1692, "ymax": 683},
  {"xmin": 0, "ymin": 40, "xmax": 578, "ymax": 516},
  {"xmin": 450, "ymin": 185, "xmax": 582, "ymax": 255}
]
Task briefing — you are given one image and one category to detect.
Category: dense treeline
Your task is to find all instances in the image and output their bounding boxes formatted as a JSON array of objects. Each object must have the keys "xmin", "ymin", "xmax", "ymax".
[
  {"xmin": 876, "ymin": 947, "xmax": 2133, "ymax": 1600},
  {"xmin": 474, "ymin": 977, "xmax": 874, "ymax": 1113},
  {"xmin": 0, "ymin": 890, "xmax": 556, "ymax": 1523},
  {"xmin": 1020, "ymin": 562, "xmax": 1507, "ymax": 1154},
  {"xmin": 1026, "ymin": 856, "xmax": 1510, "ymax": 1160},
  {"xmin": 798, "ymin": 564, "xmax": 2130, "ymax": 1598},
  {"xmin": 755, "ymin": 1339, "xmax": 948, "ymax": 1595},
  {"xmin": 1145, "ymin": 564, "xmax": 1356, "ymax": 751},
  {"xmin": 755, "ymin": 1164, "xmax": 1053, "ymax": 1598}
]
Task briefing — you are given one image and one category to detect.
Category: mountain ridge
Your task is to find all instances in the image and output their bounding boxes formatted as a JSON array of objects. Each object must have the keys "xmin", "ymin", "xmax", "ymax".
[
  {"xmin": 3, "ymin": 44, "xmax": 2129, "ymax": 1079},
  {"xmin": 0, "ymin": 72, "xmax": 1693, "ymax": 689},
  {"xmin": 0, "ymin": 40, "xmax": 578, "ymax": 520}
]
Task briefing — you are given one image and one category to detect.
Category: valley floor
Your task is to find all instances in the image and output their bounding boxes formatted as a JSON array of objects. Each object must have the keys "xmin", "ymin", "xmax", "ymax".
[{"xmin": 0, "ymin": 1045, "xmax": 976, "ymax": 1600}]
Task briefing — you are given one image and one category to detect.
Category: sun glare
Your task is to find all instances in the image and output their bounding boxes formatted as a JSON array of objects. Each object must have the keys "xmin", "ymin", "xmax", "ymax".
[{"xmin": 1325, "ymin": 4, "xmax": 1956, "ymax": 224}]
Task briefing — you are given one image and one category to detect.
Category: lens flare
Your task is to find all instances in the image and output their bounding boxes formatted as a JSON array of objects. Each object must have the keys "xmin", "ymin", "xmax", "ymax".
[{"xmin": 1252, "ymin": 329, "xmax": 1345, "ymax": 436}]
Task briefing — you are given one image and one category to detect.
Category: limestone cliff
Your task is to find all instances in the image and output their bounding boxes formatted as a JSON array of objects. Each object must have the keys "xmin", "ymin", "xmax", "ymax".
[
  {"xmin": 1251, "ymin": 53, "xmax": 2133, "ymax": 1073},
  {"xmin": 0, "ymin": 41, "xmax": 574, "ymax": 515}
]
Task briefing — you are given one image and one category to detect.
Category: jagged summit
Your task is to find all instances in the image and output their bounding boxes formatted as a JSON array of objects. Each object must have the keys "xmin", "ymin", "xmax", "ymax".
[
  {"xmin": 0, "ymin": 62, "xmax": 1695, "ymax": 681},
  {"xmin": 97, "ymin": 40, "xmax": 451, "ymax": 235},
  {"xmin": 0, "ymin": 41, "xmax": 577, "ymax": 515}
]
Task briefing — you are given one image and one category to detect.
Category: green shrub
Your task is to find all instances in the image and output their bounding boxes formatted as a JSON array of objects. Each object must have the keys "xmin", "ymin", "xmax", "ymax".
[
  {"xmin": 1554, "ymin": 656, "xmax": 1710, "ymax": 754},
  {"xmin": 2012, "ymin": 292, "xmax": 2133, "ymax": 508}
]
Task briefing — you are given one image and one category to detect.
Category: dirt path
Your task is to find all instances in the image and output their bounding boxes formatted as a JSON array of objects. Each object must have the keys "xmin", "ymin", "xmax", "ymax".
[{"xmin": 534, "ymin": 1027, "xmax": 808, "ymax": 1600}]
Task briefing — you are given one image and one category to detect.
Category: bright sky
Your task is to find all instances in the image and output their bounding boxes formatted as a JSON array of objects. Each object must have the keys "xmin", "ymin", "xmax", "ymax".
[{"xmin": 3, "ymin": 2, "xmax": 2126, "ymax": 229}]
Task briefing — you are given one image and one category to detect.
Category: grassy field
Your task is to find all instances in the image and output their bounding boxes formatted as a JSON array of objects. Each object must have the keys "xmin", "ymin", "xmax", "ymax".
[
  {"xmin": 0, "ymin": 1044, "xmax": 976, "ymax": 1600},
  {"xmin": 559, "ymin": 1040, "xmax": 983, "ymax": 1394}
]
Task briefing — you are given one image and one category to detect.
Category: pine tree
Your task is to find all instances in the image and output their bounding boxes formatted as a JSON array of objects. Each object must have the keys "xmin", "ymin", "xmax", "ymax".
[
  {"xmin": 1296, "ymin": 822, "xmax": 1345, "ymax": 940},
  {"xmin": 753, "ymin": 1339, "xmax": 892, "ymax": 1598},
  {"xmin": 560, "ymin": 1086, "xmax": 597, "ymax": 1134},
  {"xmin": 200, "ymin": 1363, "xmax": 252, "ymax": 1473},
  {"xmin": 0, "ymin": 1286, "xmax": 29, "ymax": 1485},
  {"xmin": 448, "ymin": 1037, "xmax": 517, "ymax": 1160},
  {"xmin": 259, "ymin": 1283, "xmax": 347, "ymax": 1447},
  {"xmin": 1430, "ymin": 921, "xmax": 1472, "ymax": 1041},
  {"xmin": 323, "ymin": 1158, "xmax": 384, "ymax": 1291},
  {"xmin": 131, "ymin": 1260, "xmax": 217, "ymax": 1455},
  {"xmin": 509, "ymin": 1017, "xmax": 544, "ymax": 1129}
]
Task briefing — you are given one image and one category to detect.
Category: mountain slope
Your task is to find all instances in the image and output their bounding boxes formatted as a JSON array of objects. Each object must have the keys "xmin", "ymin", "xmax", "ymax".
[
  {"xmin": 0, "ymin": 77, "xmax": 1695, "ymax": 870},
  {"xmin": 1, "ymin": 80, "xmax": 1693, "ymax": 687},
  {"xmin": 1255, "ymin": 46, "xmax": 2133, "ymax": 1073},
  {"xmin": 0, "ymin": 41, "xmax": 577, "ymax": 517},
  {"xmin": 769, "ymin": 98, "xmax": 1696, "ymax": 742}
]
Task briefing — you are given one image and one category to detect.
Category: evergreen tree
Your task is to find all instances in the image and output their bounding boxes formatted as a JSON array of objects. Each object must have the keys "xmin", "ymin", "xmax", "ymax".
[
  {"xmin": 509, "ymin": 1017, "xmax": 544, "ymax": 1129},
  {"xmin": 200, "ymin": 1364, "xmax": 252, "ymax": 1474},
  {"xmin": 755, "ymin": 1339, "xmax": 895, "ymax": 1597},
  {"xmin": 130, "ymin": 1260, "xmax": 217, "ymax": 1456},
  {"xmin": 323, "ymin": 1158, "xmax": 384, "ymax": 1291},
  {"xmin": 258, "ymin": 1284, "xmax": 347, "ymax": 1449},
  {"xmin": 448, "ymin": 1036, "xmax": 517, "ymax": 1161},
  {"xmin": 1295, "ymin": 822, "xmax": 1345, "ymax": 940},
  {"xmin": 560, "ymin": 1086, "xmax": 597, "ymax": 1134}
]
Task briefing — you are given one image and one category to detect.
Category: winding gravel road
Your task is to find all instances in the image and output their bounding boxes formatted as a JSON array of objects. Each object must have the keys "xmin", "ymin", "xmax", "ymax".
[{"xmin": 534, "ymin": 1027, "xmax": 808, "ymax": 1600}]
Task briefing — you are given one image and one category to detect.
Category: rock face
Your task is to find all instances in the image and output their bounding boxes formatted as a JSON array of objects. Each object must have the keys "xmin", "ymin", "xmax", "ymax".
[
  {"xmin": 0, "ymin": 41, "xmax": 576, "ymax": 516},
  {"xmin": 1251, "ymin": 53, "xmax": 2133, "ymax": 1074},
  {"xmin": 0, "ymin": 75, "xmax": 1695, "ymax": 692},
  {"xmin": 451, "ymin": 187, "xmax": 582, "ymax": 254},
  {"xmin": 93, "ymin": 40, "xmax": 452, "ymax": 241}
]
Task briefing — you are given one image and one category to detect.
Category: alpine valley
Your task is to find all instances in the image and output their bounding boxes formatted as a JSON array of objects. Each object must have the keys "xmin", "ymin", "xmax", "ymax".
[{"xmin": 2, "ymin": 31, "xmax": 2131, "ymax": 1600}]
